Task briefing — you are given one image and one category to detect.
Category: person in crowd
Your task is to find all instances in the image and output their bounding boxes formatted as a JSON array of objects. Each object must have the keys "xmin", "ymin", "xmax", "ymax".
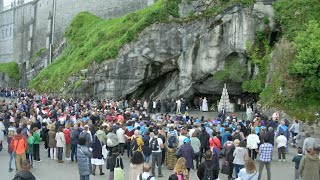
[
  {"xmin": 177, "ymin": 130, "xmax": 187, "ymax": 148},
  {"xmin": 277, "ymin": 121, "xmax": 290, "ymax": 152},
  {"xmin": 125, "ymin": 122, "xmax": 135, "ymax": 157},
  {"xmin": 302, "ymin": 133, "xmax": 316, "ymax": 154},
  {"xmin": 137, "ymin": 163, "xmax": 155, "ymax": 180},
  {"xmin": 179, "ymin": 138, "xmax": 194, "ymax": 172},
  {"xmin": 48, "ymin": 124, "xmax": 57, "ymax": 160},
  {"xmin": 13, "ymin": 160, "xmax": 36, "ymax": 180},
  {"xmin": 190, "ymin": 132, "xmax": 201, "ymax": 169},
  {"xmin": 80, "ymin": 125, "xmax": 92, "ymax": 148},
  {"xmin": 292, "ymin": 148, "xmax": 303, "ymax": 180},
  {"xmin": 11, "ymin": 128, "xmax": 28, "ymax": 171},
  {"xmin": 131, "ymin": 129, "xmax": 144, "ymax": 154},
  {"xmin": 55, "ymin": 126, "xmax": 66, "ymax": 163},
  {"xmin": 142, "ymin": 131, "xmax": 152, "ymax": 163},
  {"xmin": 96, "ymin": 126, "xmax": 107, "ymax": 146},
  {"xmin": 116, "ymin": 124, "xmax": 126, "ymax": 156},
  {"xmin": 237, "ymin": 157, "xmax": 259, "ymax": 180},
  {"xmin": 232, "ymin": 125, "xmax": 245, "ymax": 141},
  {"xmin": 247, "ymin": 129, "xmax": 260, "ymax": 161},
  {"xmin": 165, "ymin": 127, "xmax": 178, "ymax": 170},
  {"xmin": 221, "ymin": 127, "xmax": 231, "ymax": 146},
  {"xmin": 106, "ymin": 127, "xmax": 119, "ymax": 156},
  {"xmin": 7, "ymin": 129, "xmax": 17, "ymax": 172},
  {"xmin": 129, "ymin": 151, "xmax": 144, "ymax": 180},
  {"xmin": 266, "ymin": 127, "xmax": 274, "ymax": 146},
  {"xmin": 150, "ymin": 129, "xmax": 164, "ymax": 177},
  {"xmin": 77, "ymin": 136, "xmax": 92, "ymax": 180},
  {"xmin": 289, "ymin": 120, "xmax": 300, "ymax": 147},
  {"xmin": 197, "ymin": 150, "xmax": 219, "ymax": 180},
  {"xmin": 0, "ymin": 118, "xmax": 5, "ymax": 151},
  {"xmin": 26, "ymin": 131, "xmax": 34, "ymax": 168},
  {"xmin": 174, "ymin": 157, "xmax": 189, "ymax": 180},
  {"xmin": 223, "ymin": 136, "xmax": 236, "ymax": 180},
  {"xmin": 32, "ymin": 127, "xmax": 41, "ymax": 163},
  {"xmin": 233, "ymin": 140, "xmax": 248, "ymax": 178},
  {"xmin": 63, "ymin": 124, "xmax": 71, "ymax": 161},
  {"xmin": 91, "ymin": 134, "xmax": 105, "ymax": 176},
  {"xmin": 70, "ymin": 124, "xmax": 80, "ymax": 162},
  {"xmin": 209, "ymin": 131, "xmax": 221, "ymax": 153},
  {"xmin": 295, "ymin": 129, "xmax": 306, "ymax": 149},
  {"xmin": 298, "ymin": 147, "xmax": 320, "ymax": 180},
  {"xmin": 107, "ymin": 147, "xmax": 123, "ymax": 180},
  {"xmin": 276, "ymin": 132, "xmax": 287, "ymax": 162},
  {"xmin": 258, "ymin": 137, "xmax": 273, "ymax": 180},
  {"xmin": 198, "ymin": 127, "xmax": 210, "ymax": 162}
]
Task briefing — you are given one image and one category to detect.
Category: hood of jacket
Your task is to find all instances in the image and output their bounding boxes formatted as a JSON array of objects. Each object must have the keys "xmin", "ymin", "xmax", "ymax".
[
  {"xmin": 306, "ymin": 154, "xmax": 320, "ymax": 161},
  {"xmin": 13, "ymin": 134, "xmax": 25, "ymax": 140},
  {"xmin": 14, "ymin": 170, "xmax": 35, "ymax": 179}
]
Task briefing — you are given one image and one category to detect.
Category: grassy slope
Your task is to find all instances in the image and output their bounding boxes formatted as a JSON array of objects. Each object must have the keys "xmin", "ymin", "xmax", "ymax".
[
  {"xmin": 0, "ymin": 62, "xmax": 20, "ymax": 80},
  {"xmin": 29, "ymin": 0, "xmax": 180, "ymax": 92}
]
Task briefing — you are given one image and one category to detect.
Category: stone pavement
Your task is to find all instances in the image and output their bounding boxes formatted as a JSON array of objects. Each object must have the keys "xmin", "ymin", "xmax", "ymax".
[{"xmin": 0, "ymin": 139, "xmax": 299, "ymax": 180}]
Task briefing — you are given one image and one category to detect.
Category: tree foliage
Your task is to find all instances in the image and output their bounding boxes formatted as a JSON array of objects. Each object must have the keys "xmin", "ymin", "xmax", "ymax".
[
  {"xmin": 273, "ymin": 0, "xmax": 320, "ymax": 40},
  {"xmin": 291, "ymin": 20, "xmax": 320, "ymax": 91}
]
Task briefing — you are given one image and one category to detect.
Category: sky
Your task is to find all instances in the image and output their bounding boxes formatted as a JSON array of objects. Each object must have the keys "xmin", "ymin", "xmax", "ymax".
[{"xmin": 4, "ymin": 0, "xmax": 13, "ymax": 7}]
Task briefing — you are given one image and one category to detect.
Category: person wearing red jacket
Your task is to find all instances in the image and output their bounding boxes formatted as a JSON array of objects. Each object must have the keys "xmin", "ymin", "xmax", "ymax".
[
  {"xmin": 64, "ymin": 124, "xmax": 72, "ymax": 161},
  {"xmin": 11, "ymin": 128, "xmax": 28, "ymax": 171},
  {"xmin": 209, "ymin": 131, "xmax": 221, "ymax": 150}
]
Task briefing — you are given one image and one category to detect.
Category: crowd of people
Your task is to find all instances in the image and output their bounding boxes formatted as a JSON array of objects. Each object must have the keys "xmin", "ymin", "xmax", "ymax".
[{"xmin": 0, "ymin": 89, "xmax": 319, "ymax": 180}]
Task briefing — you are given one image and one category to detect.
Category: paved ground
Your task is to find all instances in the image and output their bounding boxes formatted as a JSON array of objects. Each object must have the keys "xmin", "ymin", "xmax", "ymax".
[{"xmin": 0, "ymin": 138, "xmax": 298, "ymax": 180}]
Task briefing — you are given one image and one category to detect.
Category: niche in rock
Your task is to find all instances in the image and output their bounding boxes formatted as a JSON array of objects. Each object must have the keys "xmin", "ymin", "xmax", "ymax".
[{"xmin": 212, "ymin": 52, "xmax": 248, "ymax": 83}]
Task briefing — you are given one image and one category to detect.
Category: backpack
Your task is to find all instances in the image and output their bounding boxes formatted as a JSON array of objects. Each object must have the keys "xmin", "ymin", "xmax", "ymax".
[
  {"xmin": 131, "ymin": 137, "xmax": 138, "ymax": 151},
  {"xmin": 70, "ymin": 129, "xmax": 77, "ymax": 140},
  {"xmin": 150, "ymin": 137, "xmax": 159, "ymax": 151},
  {"xmin": 139, "ymin": 174, "xmax": 154, "ymax": 180},
  {"xmin": 203, "ymin": 163, "xmax": 214, "ymax": 180},
  {"xmin": 233, "ymin": 132, "xmax": 241, "ymax": 141},
  {"xmin": 168, "ymin": 135, "xmax": 177, "ymax": 148}
]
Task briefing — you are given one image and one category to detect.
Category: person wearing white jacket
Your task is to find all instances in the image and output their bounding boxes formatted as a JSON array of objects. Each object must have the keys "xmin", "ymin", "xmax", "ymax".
[
  {"xmin": 55, "ymin": 126, "xmax": 66, "ymax": 163},
  {"xmin": 276, "ymin": 132, "xmax": 287, "ymax": 162},
  {"xmin": 246, "ymin": 129, "xmax": 260, "ymax": 161}
]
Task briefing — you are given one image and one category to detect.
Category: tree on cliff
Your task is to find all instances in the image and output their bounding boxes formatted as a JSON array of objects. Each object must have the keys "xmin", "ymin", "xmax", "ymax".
[{"xmin": 291, "ymin": 20, "xmax": 320, "ymax": 91}]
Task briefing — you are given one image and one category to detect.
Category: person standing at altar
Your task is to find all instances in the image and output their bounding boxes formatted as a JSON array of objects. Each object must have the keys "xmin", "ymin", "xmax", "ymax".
[
  {"xmin": 199, "ymin": 97, "xmax": 203, "ymax": 111},
  {"xmin": 202, "ymin": 97, "xmax": 208, "ymax": 112}
]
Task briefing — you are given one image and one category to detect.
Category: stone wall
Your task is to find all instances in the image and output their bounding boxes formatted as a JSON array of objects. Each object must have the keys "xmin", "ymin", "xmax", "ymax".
[{"xmin": 0, "ymin": 8, "xmax": 14, "ymax": 63}]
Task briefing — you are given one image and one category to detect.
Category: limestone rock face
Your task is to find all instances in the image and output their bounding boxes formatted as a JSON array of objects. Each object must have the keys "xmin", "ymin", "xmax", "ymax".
[
  {"xmin": 68, "ymin": 5, "xmax": 273, "ymax": 99},
  {"xmin": 0, "ymin": 72, "xmax": 16, "ymax": 88}
]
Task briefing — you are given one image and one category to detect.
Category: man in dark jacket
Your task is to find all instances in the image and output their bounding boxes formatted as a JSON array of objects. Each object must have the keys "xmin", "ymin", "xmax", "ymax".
[
  {"xmin": 13, "ymin": 160, "xmax": 36, "ymax": 180},
  {"xmin": 70, "ymin": 124, "xmax": 80, "ymax": 162},
  {"xmin": 198, "ymin": 127, "xmax": 210, "ymax": 162},
  {"xmin": 197, "ymin": 150, "xmax": 219, "ymax": 180},
  {"xmin": 267, "ymin": 127, "xmax": 275, "ymax": 146}
]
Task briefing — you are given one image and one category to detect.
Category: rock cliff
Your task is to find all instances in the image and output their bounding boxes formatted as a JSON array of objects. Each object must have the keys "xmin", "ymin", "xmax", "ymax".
[{"xmin": 66, "ymin": 5, "xmax": 274, "ymax": 100}]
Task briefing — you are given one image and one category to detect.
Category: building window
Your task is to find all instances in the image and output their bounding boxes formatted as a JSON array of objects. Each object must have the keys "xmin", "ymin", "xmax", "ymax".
[
  {"xmin": 6, "ymin": 29, "xmax": 8, "ymax": 37},
  {"xmin": 10, "ymin": 28, "xmax": 12, "ymax": 36}
]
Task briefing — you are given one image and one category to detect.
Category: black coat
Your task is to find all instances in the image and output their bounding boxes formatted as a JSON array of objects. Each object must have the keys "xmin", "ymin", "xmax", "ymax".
[{"xmin": 199, "ymin": 131, "xmax": 210, "ymax": 149}]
